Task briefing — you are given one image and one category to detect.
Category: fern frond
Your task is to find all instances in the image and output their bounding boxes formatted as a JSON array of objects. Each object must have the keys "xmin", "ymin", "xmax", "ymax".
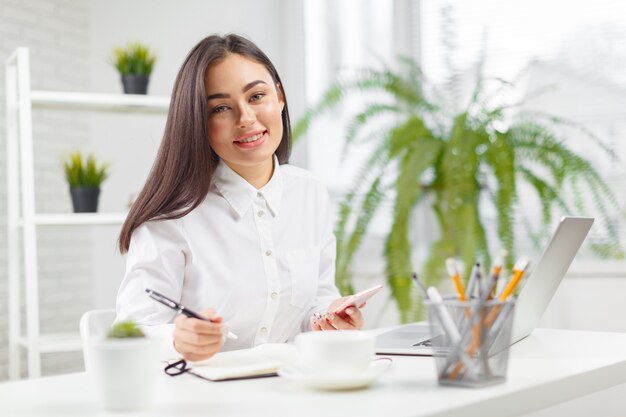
[
  {"xmin": 484, "ymin": 131, "xmax": 516, "ymax": 258},
  {"xmin": 335, "ymin": 133, "xmax": 394, "ymax": 250},
  {"xmin": 519, "ymin": 111, "xmax": 620, "ymax": 163},
  {"xmin": 345, "ymin": 103, "xmax": 400, "ymax": 146},
  {"xmin": 385, "ymin": 135, "xmax": 441, "ymax": 322},
  {"xmin": 518, "ymin": 166, "xmax": 570, "ymax": 225},
  {"xmin": 336, "ymin": 177, "xmax": 387, "ymax": 295}
]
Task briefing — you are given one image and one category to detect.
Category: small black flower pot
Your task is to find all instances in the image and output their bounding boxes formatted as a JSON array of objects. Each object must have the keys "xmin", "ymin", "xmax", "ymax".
[
  {"xmin": 70, "ymin": 186, "xmax": 100, "ymax": 213},
  {"xmin": 121, "ymin": 74, "xmax": 149, "ymax": 95}
]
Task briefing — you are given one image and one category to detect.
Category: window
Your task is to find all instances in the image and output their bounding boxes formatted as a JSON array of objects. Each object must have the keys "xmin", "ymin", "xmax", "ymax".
[
  {"xmin": 303, "ymin": 0, "xmax": 404, "ymax": 239},
  {"xmin": 304, "ymin": 0, "xmax": 395, "ymax": 186},
  {"xmin": 419, "ymin": 0, "xmax": 626, "ymax": 260},
  {"xmin": 303, "ymin": 0, "xmax": 626, "ymax": 267}
]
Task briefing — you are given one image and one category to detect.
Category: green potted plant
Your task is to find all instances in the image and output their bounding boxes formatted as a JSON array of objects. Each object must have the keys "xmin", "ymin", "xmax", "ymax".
[
  {"xmin": 111, "ymin": 42, "xmax": 157, "ymax": 94},
  {"xmin": 107, "ymin": 321, "xmax": 145, "ymax": 338},
  {"xmin": 294, "ymin": 58, "xmax": 624, "ymax": 322},
  {"xmin": 63, "ymin": 151, "xmax": 109, "ymax": 213},
  {"xmin": 80, "ymin": 312, "xmax": 160, "ymax": 411}
]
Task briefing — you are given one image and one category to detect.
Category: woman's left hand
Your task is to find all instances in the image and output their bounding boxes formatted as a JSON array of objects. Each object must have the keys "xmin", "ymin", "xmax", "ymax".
[{"xmin": 310, "ymin": 297, "xmax": 365, "ymax": 331}]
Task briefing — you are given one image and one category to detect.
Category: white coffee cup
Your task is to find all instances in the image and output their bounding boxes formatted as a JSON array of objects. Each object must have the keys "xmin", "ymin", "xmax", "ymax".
[{"xmin": 295, "ymin": 330, "xmax": 375, "ymax": 376}]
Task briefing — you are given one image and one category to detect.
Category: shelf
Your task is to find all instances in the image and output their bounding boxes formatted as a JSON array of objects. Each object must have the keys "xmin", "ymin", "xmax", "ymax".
[
  {"xmin": 7, "ymin": 48, "xmax": 152, "ymax": 379},
  {"xmin": 30, "ymin": 90, "xmax": 169, "ymax": 114},
  {"xmin": 20, "ymin": 213, "xmax": 128, "ymax": 226},
  {"xmin": 18, "ymin": 334, "xmax": 82, "ymax": 353}
]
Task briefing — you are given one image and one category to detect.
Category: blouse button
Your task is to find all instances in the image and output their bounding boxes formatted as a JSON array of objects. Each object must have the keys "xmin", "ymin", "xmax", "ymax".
[
  {"xmin": 257, "ymin": 210, "xmax": 265, "ymax": 217},
  {"xmin": 257, "ymin": 192, "xmax": 263, "ymax": 198},
  {"xmin": 260, "ymin": 327, "xmax": 268, "ymax": 333},
  {"xmin": 265, "ymin": 250, "xmax": 272, "ymax": 257},
  {"xmin": 271, "ymin": 292, "xmax": 278, "ymax": 300}
]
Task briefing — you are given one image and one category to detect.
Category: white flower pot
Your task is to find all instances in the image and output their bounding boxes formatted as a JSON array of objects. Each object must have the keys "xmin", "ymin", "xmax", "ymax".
[
  {"xmin": 80, "ymin": 310, "xmax": 161, "ymax": 412},
  {"xmin": 87, "ymin": 337, "xmax": 161, "ymax": 411}
]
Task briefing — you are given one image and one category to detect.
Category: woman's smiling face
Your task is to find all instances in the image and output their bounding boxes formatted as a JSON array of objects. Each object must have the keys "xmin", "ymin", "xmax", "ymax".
[{"xmin": 205, "ymin": 53, "xmax": 285, "ymax": 175}]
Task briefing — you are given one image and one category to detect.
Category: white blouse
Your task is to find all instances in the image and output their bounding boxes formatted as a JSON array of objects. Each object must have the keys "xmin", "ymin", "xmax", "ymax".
[{"xmin": 116, "ymin": 157, "xmax": 340, "ymax": 353}]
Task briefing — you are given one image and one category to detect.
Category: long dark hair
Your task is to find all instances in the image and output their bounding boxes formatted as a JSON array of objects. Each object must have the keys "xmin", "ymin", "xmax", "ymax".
[{"xmin": 119, "ymin": 34, "xmax": 292, "ymax": 253}]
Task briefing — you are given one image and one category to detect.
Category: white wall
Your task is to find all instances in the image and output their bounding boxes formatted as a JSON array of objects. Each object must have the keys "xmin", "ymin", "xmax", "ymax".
[
  {"xmin": 540, "ymin": 262, "xmax": 626, "ymax": 333},
  {"xmin": 0, "ymin": 0, "xmax": 96, "ymax": 380},
  {"xmin": 0, "ymin": 0, "xmax": 93, "ymax": 379}
]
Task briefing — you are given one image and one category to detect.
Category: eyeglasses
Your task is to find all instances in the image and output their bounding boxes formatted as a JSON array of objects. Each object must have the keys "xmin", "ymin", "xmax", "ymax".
[{"xmin": 164, "ymin": 359, "xmax": 189, "ymax": 377}]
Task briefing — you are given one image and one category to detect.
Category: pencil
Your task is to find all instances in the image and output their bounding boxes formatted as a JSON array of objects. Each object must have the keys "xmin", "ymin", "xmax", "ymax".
[
  {"xmin": 488, "ymin": 251, "xmax": 507, "ymax": 299},
  {"xmin": 498, "ymin": 258, "xmax": 530, "ymax": 301},
  {"xmin": 447, "ymin": 258, "xmax": 530, "ymax": 380},
  {"xmin": 446, "ymin": 258, "xmax": 466, "ymax": 301},
  {"xmin": 465, "ymin": 262, "xmax": 480, "ymax": 299},
  {"xmin": 487, "ymin": 256, "xmax": 504, "ymax": 300}
]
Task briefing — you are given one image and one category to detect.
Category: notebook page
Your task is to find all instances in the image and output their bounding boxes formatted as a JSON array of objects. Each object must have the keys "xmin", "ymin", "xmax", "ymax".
[{"xmin": 189, "ymin": 343, "xmax": 298, "ymax": 381}]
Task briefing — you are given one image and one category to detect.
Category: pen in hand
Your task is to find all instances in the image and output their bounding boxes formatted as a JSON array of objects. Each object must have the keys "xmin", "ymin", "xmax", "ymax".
[{"xmin": 145, "ymin": 288, "xmax": 238, "ymax": 340}]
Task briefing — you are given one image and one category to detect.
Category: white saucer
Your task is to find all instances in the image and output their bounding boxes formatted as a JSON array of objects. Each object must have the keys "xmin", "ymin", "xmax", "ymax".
[{"xmin": 278, "ymin": 359, "xmax": 392, "ymax": 390}]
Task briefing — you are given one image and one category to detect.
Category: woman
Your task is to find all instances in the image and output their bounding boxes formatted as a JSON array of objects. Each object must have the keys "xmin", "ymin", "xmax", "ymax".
[{"xmin": 116, "ymin": 34, "xmax": 365, "ymax": 362}]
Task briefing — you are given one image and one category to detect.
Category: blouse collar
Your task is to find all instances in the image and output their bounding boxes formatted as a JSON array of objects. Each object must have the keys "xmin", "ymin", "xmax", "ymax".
[{"xmin": 212, "ymin": 155, "xmax": 283, "ymax": 218}]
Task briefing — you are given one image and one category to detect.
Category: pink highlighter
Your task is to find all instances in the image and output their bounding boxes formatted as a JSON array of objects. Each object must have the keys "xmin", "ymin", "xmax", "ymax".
[{"xmin": 333, "ymin": 284, "xmax": 384, "ymax": 318}]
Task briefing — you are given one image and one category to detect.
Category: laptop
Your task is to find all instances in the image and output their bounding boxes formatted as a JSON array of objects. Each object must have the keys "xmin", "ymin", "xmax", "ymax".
[{"xmin": 375, "ymin": 216, "xmax": 594, "ymax": 356}]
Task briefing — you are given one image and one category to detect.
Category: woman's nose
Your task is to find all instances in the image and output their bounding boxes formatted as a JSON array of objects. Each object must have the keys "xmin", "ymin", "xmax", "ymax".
[{"xmin": 237, "ymin": 104, "xmax": 256, "ymax": 128}]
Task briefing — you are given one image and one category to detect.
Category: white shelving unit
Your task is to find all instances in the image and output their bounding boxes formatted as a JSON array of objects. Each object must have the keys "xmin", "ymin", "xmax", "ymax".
[{"xmin": 5, "ymin": 47, "xmax": 169, "ymax": 379}]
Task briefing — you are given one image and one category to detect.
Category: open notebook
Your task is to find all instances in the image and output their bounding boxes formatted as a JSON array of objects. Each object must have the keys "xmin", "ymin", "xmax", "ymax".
[{"xmin": 173, "ymin": 343, "xmax": 299, "ymax": 381}]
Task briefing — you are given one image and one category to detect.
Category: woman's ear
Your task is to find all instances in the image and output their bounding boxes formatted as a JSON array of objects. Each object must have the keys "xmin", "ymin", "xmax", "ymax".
[{"xmin": 276, "ymin": 82, "xmax": 285, "ymax": 111}]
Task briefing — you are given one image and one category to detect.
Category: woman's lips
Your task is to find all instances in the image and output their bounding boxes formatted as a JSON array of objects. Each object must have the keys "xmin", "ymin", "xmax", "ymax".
[{"xmin": 234, "ymin": 131, "xmax": 267, "ymax": 149}]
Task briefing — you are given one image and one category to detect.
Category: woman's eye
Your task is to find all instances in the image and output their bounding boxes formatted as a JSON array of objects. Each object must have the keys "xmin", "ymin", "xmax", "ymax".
[
  {"xmin": 250, "ymin": 92, "xmax": 265, "ymax": 102},
  {"xmin": 211, "ymin": 105, "xmax": 229, "ymax": 114}
]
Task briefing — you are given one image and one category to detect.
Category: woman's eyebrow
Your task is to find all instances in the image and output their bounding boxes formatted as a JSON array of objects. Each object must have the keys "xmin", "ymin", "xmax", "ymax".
[
  {"xmin": 206, "ymin": 92, "xmax": 228, "ymax": 101},
  {"xmin": 242, "ymin": 80, "xmax": 266, "ymax": 92},
  {"xmin": 206, "ymin": 80, "xmax": 268, "ymax": 101}
]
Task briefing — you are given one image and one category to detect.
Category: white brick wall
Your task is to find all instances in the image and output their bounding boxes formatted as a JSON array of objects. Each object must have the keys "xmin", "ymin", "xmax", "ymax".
[{"xmin": 0, "ymin": 0, "xmax": 92, "ymax": 379}]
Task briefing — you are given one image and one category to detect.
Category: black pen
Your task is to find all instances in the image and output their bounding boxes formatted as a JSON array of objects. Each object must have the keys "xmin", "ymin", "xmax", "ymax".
[
  {"xmin": 145, "ymin": 288, "xmax": 238, "ymax": 340},
  {"xmin": 411, "ymin": 273, "xmax": 429, "ymax": 300}
]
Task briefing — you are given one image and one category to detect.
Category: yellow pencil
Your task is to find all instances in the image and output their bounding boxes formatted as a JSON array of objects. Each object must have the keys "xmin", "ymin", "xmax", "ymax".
[
  {"xmin": 488, "ymin": 253, "xmax": 505, "ymax": 299},
  {"xmin": 449, "ymin": 257, "xmax": 530, "ymax": 380},
  {"xmin": 446, "ymin": 258, "xmax": 466, "ymax": 301},
  {"xmin": 498, "ymin": 258, "xmax": 530, "ymax": 301},
  {"xmin": 482, "ymin": 257, "xmax": 530, "ymax": 331}
]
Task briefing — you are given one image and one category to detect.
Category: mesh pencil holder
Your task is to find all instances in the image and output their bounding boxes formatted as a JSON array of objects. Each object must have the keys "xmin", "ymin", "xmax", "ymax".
[{"xmin": 424, "ymin": 297, "xmax": 516, "ymax": 387}]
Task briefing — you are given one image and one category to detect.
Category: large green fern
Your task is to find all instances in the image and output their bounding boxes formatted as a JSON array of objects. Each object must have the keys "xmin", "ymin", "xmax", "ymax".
[{"xmin": 294, "ymin": 58, "xmax": 624, "ymax": 323}]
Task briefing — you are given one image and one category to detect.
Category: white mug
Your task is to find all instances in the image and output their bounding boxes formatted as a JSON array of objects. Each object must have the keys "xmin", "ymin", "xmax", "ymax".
[{"xmin": 295, "ymin": 330, "xmax": 375, "ymax": 376}]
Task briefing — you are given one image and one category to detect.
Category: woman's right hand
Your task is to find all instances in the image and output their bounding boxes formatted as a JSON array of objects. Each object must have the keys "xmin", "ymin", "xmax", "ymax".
[{"xmin": 173, "ymin": 308, "xmax": 225, "ymax": 362}]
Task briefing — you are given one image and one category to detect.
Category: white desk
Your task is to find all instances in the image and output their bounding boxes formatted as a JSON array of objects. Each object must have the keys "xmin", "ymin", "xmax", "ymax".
[{"xmin": 2, "ymin": 329, "xmax": 626, "ymax": 417}]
